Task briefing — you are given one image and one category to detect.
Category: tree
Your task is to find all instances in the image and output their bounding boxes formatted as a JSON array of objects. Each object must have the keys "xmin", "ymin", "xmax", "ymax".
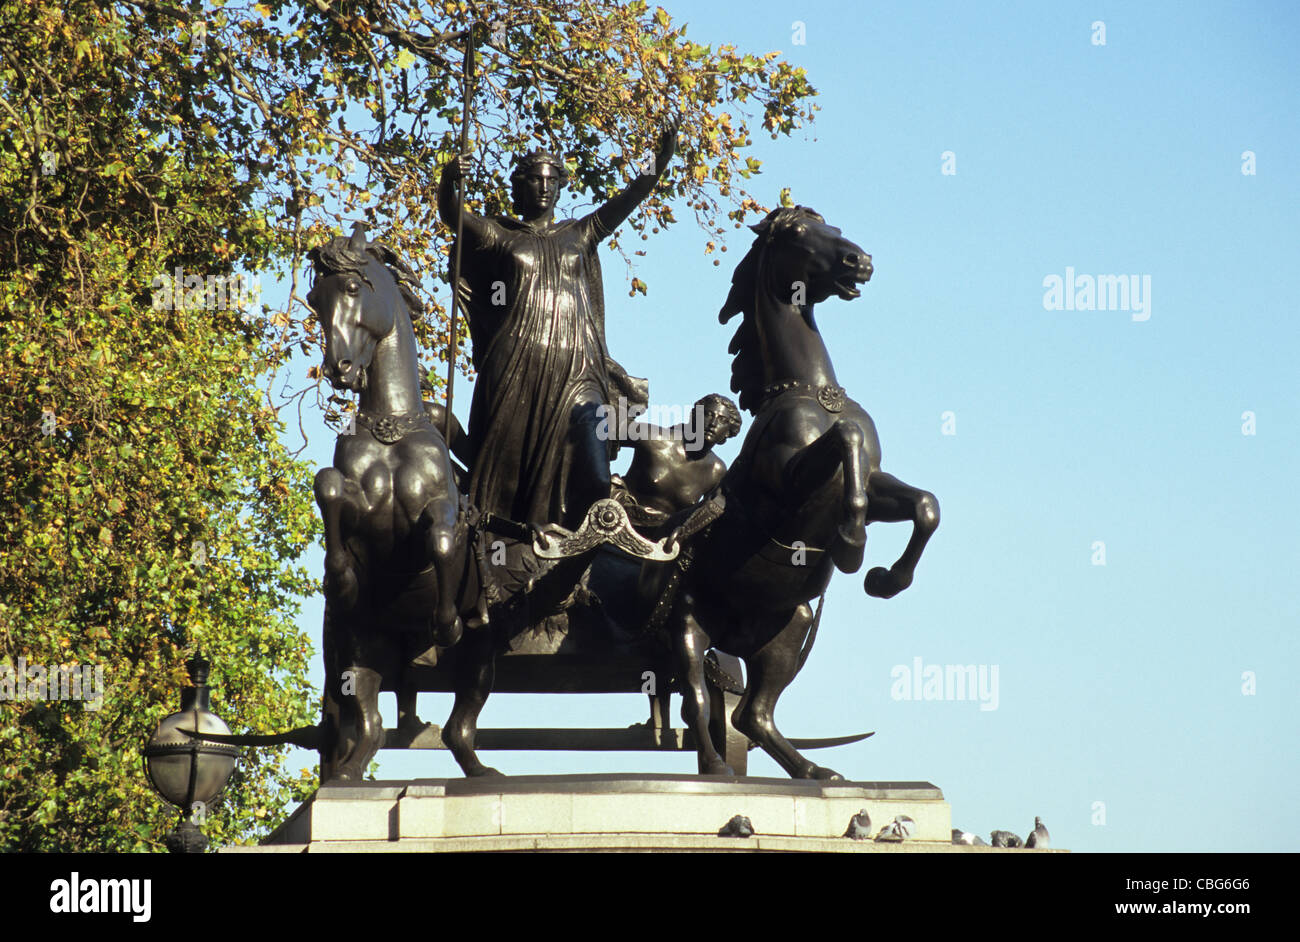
[
  {"xmin": 0, "ymin": 0, "xmax": 317, "ymax": 851},
  {"xmin": 0, "ymin": 0, "xmax": 816, "ymax": 850}
]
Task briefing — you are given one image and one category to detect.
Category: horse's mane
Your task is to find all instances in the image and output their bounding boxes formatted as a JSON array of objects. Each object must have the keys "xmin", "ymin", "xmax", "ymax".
[
  {"xmin": 718, "ymin": 206, "xmax": 825, "ymax": 414},
  {"xmin": 308, "ymin": 228, "xmax": 425, "ymax": 319}
]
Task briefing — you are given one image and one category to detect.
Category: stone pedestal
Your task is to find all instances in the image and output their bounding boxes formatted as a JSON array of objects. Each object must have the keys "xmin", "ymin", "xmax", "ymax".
[{"xmin": 219, "ymin": 774, "xmax": 1000, "ymax": 853}]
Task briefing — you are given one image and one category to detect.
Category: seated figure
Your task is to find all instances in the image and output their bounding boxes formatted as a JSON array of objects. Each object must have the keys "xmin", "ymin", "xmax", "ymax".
[{"xmin": 611, "ymin": 393, "xmax": 742, "ymax": 524}]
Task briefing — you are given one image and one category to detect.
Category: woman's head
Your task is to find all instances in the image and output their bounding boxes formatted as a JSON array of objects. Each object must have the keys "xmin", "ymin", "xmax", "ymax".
[{"xmin": 510, "ymin": 150, "xmax": 567, "ymax": 220}]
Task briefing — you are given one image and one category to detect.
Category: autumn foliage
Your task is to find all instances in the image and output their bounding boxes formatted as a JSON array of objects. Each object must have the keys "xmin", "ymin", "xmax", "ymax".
[{"xmin": 0, "ymin": 0, "xmax": 815, "ymax": 850}]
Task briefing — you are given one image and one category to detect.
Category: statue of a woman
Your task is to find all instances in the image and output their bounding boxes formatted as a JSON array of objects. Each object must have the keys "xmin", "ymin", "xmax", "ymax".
[{"xmin": 438, "ymin": 126, "xmax": 675, "ymax": 530}]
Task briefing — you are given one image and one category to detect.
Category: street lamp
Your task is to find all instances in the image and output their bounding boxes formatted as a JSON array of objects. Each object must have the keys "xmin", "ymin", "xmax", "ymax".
[{"xmin": 142, "ymin": 653, "xmax": 240, "ymax": 853}]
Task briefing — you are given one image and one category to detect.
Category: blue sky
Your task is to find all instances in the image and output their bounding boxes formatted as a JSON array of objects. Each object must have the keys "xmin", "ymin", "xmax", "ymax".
[{"xmin": 273, "ymin": 1, "xmax": 1299, "ymax": 851}]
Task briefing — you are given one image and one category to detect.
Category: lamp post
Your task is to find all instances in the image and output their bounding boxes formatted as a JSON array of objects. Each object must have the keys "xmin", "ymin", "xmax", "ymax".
[{"xmin": 143, "ymin": 653, "xmax": 240, "ymax": 853}]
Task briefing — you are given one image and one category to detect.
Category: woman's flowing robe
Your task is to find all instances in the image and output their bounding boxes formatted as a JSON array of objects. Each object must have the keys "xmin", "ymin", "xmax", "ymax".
[{"xmin": 456, "ymin": 212, "xmax": 615, "ymax": 527}]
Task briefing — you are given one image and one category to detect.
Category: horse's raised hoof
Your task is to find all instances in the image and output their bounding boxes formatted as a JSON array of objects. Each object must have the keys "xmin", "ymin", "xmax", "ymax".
[
  {"xmin": 865, "ymin": 566, "xmax": 911, "ymax": 599},
  {"xmin": 432, "ymin": 615, "xmax": 463, "ymax": 648},
  {"xmin": 830, "ymin": 522, "xmax": 866, "ymax": 573},
  {"xmin": 796, "ymin": 764, "xmax": 843, "ymax": 781},
  {"xmin": 699, "ymin": 758, "xmax": 735, "ymax": 777}
]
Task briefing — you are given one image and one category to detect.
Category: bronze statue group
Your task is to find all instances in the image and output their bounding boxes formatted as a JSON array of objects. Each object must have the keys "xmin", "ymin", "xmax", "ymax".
[{"xmin": 307, "ymin": 131, "xmax": 938, "ymax": 782}]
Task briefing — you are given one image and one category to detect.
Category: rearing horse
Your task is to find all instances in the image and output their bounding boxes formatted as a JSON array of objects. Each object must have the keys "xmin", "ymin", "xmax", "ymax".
[
  {"xmin": 670, "ymin": 206, "xmax": 939, "ymax": 779},
  {"xmin": 308, "ymin": 223, "xmax": 472, "ymax": 780}
]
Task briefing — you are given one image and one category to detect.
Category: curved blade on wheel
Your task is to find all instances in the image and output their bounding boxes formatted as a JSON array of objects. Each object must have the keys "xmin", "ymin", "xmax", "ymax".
[{"xmin": 751, "ymin": 730, "xmax": 875, "ymax": 751}]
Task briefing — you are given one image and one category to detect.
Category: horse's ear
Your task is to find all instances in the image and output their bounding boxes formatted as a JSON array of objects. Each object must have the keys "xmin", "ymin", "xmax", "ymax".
[
  {"xmin": 348, "ymin": 221, "xmax": 367, "ymax": 251},
  {"xmin": 750, "ymin": 205, "xmax": 783, "ymax": 237},
  {"xmin": 371, "ymin": 241, "xmax": 409, "ymax": 276}
]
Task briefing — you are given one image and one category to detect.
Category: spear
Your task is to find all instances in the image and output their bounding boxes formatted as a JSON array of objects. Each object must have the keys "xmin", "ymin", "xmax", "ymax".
[{"xmin": 443, "ymin": 22, "xmax": 480, "ymax": 444}]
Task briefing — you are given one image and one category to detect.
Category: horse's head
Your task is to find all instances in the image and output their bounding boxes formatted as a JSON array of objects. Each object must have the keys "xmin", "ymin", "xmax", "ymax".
[
  {"xmin": 719, "ymin": 207, "xmax": 874, "ymax": 413},
  {"xmin": 721, "ymin": 207, "xmax": 872, "ymax": 319},
  {"xmin": 307, "ymin": 222, "xmax": 418, "ymax": 393}
]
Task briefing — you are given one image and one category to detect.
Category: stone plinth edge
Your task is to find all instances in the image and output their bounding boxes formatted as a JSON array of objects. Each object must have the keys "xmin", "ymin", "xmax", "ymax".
[{"xmin": 232, "ymin": 775, "xmax": 979, "ymax": 852}]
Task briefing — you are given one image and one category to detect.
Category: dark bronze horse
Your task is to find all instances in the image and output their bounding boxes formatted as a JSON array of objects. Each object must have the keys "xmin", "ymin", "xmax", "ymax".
[
  {"xmin": 308, "ymin": 223, "xmax": 482, "ymax": 780},
  {"xmin": 669, "ymin": 206, "xmax": 939, "ymax": 779}
]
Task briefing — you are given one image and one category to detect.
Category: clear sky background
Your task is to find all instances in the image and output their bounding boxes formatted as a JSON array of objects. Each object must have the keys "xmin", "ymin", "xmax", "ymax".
[{"xmin": 271, "ymin": 1, "xmax": 1299, "ymax": 852}]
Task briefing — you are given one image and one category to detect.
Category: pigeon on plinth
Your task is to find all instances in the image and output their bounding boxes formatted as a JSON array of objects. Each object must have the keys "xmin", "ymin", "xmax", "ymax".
[
  {"xmin": 844, "ymin": 809, "xmax": 872, "ymax": 840},
  {"xmin": 874, "ymin": 815, "xmax": 915, "ymax": 843},
  {"xmin": 718, "ymin": 814, "xmax": 754, "ymax": 838},
  {"xmin": 1025, "ymin": 816, "xmax": 1050, "ymax": 849},
  {"xmin": 990, "ymin": 829, "xmax": 1023, "ymax": 848}
]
